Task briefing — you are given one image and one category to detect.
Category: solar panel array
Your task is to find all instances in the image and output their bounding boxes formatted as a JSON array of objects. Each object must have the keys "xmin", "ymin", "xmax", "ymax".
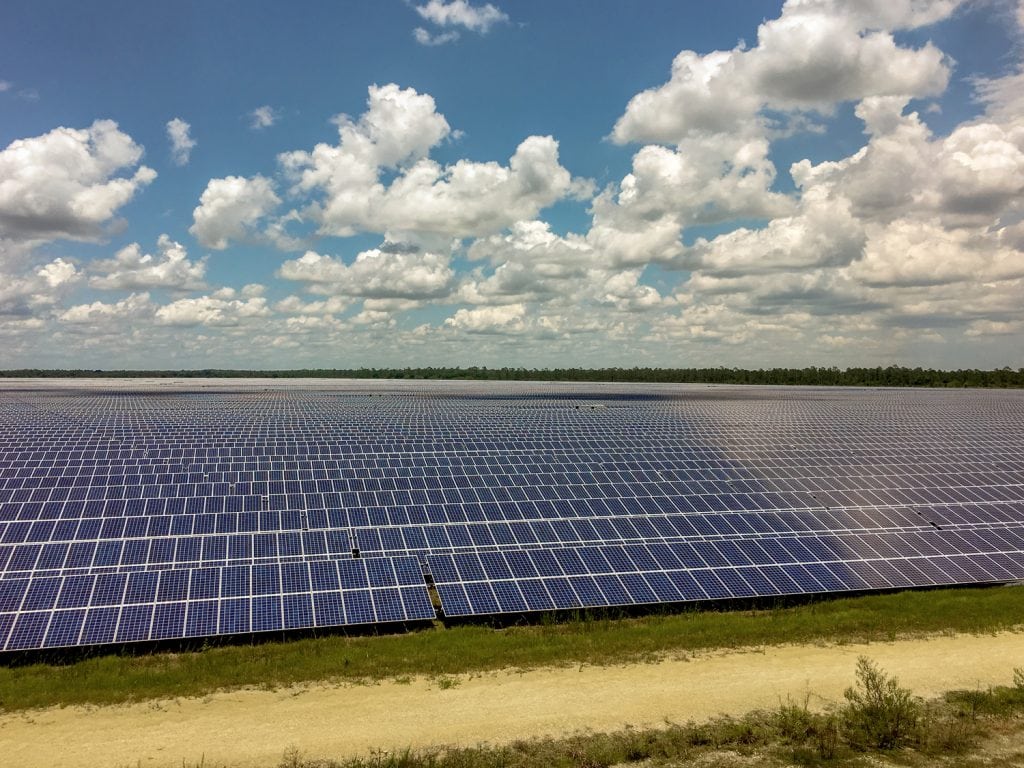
[{"xmin": 1, "ymin": 380, "xmax": 1023, "ymax": 651}]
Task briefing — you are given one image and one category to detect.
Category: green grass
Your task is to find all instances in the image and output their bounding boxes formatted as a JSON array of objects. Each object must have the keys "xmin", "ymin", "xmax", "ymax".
[{"xmin": 2, "ymin": 585, "xmax": 1023, "ymax": 712}]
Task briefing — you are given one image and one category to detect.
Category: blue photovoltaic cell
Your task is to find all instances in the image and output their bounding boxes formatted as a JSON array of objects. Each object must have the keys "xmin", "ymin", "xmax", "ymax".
[
  {"xmin": 1, "ymin": 383, "xmax": 1023, "ymax": 650},
  {"xmin": 219, "ymin": 598, "xmax": 250, "ymax": 634},
  {"xmin": 116, "ymin": 604, "xmax": 153, "ymax": 643},
  {"xmin": 44, "ymin": 609, "xmax": 85, "ymax": 648},
  {"xmin": 338, "ymin": 590, "xmax": 369, "ymax": 624},
  {"xmin": 81, "ymin": 607, "xmax": 118, "ymax": 645},
  {"xmin": 7, "ymin": 611, "xmax": 49, "ymax": 650},
  {"xmin": 251, "ymin": 595, "xmax": 282, "ymax": 633},
  {"xmin": 313, "ymin": 591, "xmax": 344, "ymax": 626}
]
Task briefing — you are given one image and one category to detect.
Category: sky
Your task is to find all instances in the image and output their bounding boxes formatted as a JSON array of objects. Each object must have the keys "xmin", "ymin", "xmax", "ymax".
[{"xmin": 1, "ymin": 0, "xmax": 1023, "ymax": 370}]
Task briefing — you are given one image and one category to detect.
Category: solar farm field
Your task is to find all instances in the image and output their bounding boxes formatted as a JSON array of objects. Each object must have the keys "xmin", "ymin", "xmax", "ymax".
[{"xmin": 1, "ymin": 379, "xmax": 1023, "ymax": 653}]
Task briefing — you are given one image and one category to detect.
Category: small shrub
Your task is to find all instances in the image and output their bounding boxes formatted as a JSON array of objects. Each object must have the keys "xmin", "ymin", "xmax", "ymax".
[
  {"xmin": 841, "ymin": 656, "xmax": 921, "ymax": 750},
  {"xmin": 774, "ymin": 695, "xmax": 816, "ymax": 742},
  {"xmin": 947, "ymin": 688, "xmax": 990, "ymax": 719},
  {"xmin": 685, "ymin": 723, "xmax": 715, "ymax": 747},
  {"xmin": 771, "ymin": 697, "xmax": 840, "ymax": 763},
  {"xmin": 814, "ymin": 714, "xmax": 840, "ymax": 760},
  {"xmin": 716, "ymin": 716, "xmax": 765, "ymax": 747}
]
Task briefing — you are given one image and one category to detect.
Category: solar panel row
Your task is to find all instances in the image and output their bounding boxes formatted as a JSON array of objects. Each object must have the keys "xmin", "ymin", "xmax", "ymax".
[
  {"xmin": 427, "ymin": 529, "xmax": 1024, "ymax": 616},
  {"xmin": 1, "ymin": 505, "xmax": 1020, "ymax": 576},
  {"xmin": 0, "ymin": 555, "xmax": 435, "ymax": 650},
  {"xmin": 1, "ymin": 382, "xmax": 1022, "ymax": 651}
]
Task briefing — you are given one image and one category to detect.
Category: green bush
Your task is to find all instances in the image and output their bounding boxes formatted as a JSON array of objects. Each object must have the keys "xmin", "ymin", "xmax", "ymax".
[{"xmin": 841, "ymin": 656, "xmax": 921, "ymax": 749}]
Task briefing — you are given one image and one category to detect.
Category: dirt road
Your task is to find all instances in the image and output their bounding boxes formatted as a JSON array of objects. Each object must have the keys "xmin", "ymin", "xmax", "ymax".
[{"xmin": 2, "ymin": 631, "xmax": 1022, "ymax": 768}]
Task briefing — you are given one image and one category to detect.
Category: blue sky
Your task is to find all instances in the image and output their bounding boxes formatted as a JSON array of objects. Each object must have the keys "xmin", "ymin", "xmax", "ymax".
[{"xmin": 1, "ymin": 0, "xmax": 1022, "ymax": 369}]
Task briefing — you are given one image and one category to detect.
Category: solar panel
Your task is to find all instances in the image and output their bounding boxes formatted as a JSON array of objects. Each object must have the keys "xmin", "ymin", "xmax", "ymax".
[{"xmin": 1, "ymin": 381, "xmax": 1023, "ymax": 650}]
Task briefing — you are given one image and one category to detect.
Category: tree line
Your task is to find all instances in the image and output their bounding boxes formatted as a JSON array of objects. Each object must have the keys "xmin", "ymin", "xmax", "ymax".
[{"xmin": 2, "ymin": 366, "xmax": 1023, "ymax": 387}]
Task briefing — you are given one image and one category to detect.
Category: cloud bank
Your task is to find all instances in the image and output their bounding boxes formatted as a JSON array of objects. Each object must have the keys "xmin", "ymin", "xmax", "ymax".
[{"xmin": 2, "ymin": 0, "xmax": 1022, "ymax": 370}]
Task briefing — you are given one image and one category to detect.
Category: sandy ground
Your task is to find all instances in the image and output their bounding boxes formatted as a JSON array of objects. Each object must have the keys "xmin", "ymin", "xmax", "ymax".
[{"xmin": 2, "ymin": 631, "xmax": 1023, "ymax": 768}]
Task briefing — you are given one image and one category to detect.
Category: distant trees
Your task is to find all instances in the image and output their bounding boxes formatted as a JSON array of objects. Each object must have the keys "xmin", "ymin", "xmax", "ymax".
[{"xmin": 1, "ymin": 366, "xmax": 1023, "ymax": 388}]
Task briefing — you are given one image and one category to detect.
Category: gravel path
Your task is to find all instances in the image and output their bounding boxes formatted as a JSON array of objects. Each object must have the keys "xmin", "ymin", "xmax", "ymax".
[{"xmin": 3, "ymin": 631, "xmax": 1023, "ymax": 768}]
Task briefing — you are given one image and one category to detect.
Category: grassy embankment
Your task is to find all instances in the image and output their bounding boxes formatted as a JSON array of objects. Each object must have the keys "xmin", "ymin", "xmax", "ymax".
[{"xmin": 1, "ymin": 585, "xmax": 1023, "ymax": 712}]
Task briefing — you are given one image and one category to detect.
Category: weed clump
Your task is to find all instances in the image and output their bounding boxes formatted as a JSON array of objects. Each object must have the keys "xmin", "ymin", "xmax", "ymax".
[{"xmin": 841, "ymin": 655, "xmax": 921, "ymax": 749}]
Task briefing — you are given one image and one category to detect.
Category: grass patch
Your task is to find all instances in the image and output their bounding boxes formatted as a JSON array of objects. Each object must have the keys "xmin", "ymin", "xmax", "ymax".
[{"xmin": 2, "ymin": 585, "xmax": 1023, "ymax": 712}]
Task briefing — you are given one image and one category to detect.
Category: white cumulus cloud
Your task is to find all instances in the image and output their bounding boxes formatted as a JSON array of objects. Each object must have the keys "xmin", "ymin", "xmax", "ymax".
[
  {"xmin": 89, "ymin": 234, "xmax": 207, "ymax": 291},
  {"xmin": 0, "ymin": 257, "xmax": 79, "ymax": 317},
  {"xmin": 0, "ymin": 120, "xmax": 156, "ymax": 243},
  {"xmin": 166, "ymin": 118, "xmax": 196, "ymax": 166},
  {"xmin": 278, "ymin": 248, "xmax": 455, "ymax": 299},
  {"xmin": 37, "ymin": 258, "xmax": 78, "ymax": 288},
  {"xmin": 279, "ymin": 84, "xmax": 584, "ymax": 239},
  {"xmin": 274, "ymin": 294, "xmax": 350, "ymax": 315},
  {"xmin": 413, "ymin": 27, "xmax": 461, "ymax": 46},
  {"xmin": 414, "ymin": 0, "xmax": 508, "ymax": 33},
  {"xmin": 612, "ymin": 0, "xmax": 955, "ymax": 146},
  {"xmin": 155, "ymin": 294, "xmax": 270, "ymax": 327},
  {"xmin": 847, "ymin": 219, "xmax": 1024, "ymax": 287},
  {"xmin": 189, "ymin": 175, "xmax": 281, "ymax": 249},
  {"xmin": 444, "ymin": 303, "xmax": 527, "ymax": 334},
  {"xmin": 59, "ymin": 292, "xmax": 152, "ymax": 325},
  {"xmin": 680, "ymin": 189, "xmax": 865, "ymax": 276},
  {"xmin": 791, "ymin": 96, "xmax": 1024, "ymax": 228},
  {"xmin": 249, "ymin": 106, "xmax": 278, "ymax": 130}
]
